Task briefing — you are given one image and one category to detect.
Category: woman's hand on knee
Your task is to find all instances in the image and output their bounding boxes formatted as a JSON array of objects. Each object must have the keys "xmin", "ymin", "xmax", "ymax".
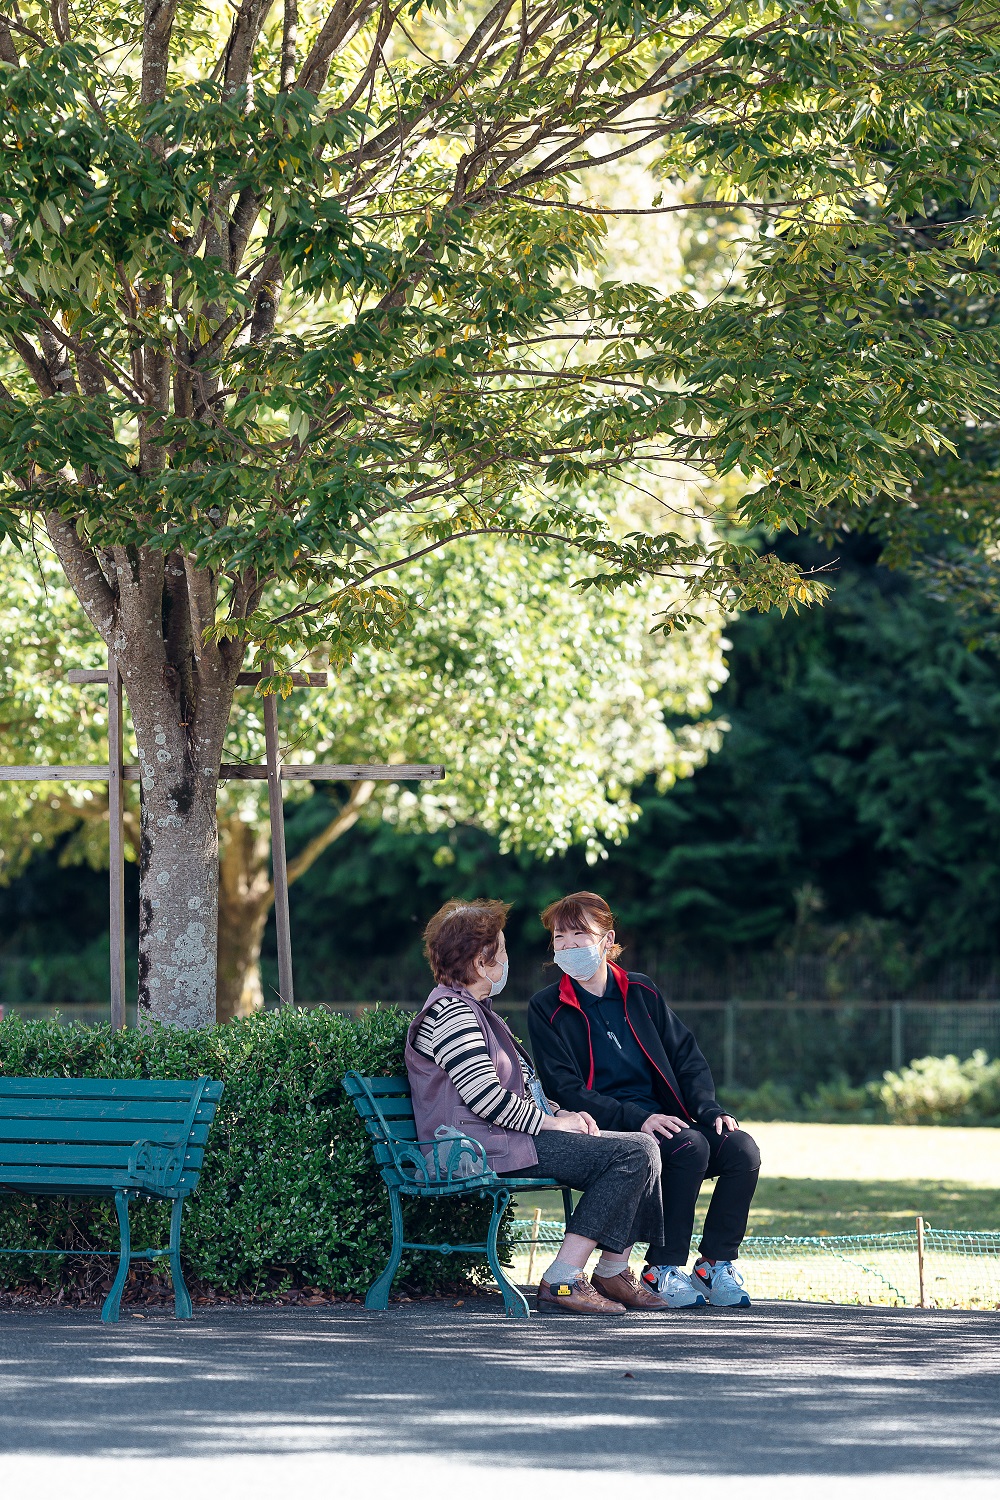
[
  {"xmin": 641, "ymin": 1113, "xmax": 687, "ymax": 1138},
  {"xmin": 541, "ymin": 1109, "xmax": 601, "ymax": 1136}
]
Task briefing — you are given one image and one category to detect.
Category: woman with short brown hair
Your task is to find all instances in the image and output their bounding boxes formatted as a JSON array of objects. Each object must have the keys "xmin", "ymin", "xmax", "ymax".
[{"xmin": 405, "ymin": 897, "xmax": 669, "ymax": 1316}]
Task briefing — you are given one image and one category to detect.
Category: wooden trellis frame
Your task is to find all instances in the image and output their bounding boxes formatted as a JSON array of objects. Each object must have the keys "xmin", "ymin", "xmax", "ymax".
[{"xmin": 0, "ymin": 661, "xmax": 444, "ymax": 1026}]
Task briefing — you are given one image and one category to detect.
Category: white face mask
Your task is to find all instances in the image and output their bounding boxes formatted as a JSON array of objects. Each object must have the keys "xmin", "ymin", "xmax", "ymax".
[
  {"xmin": 553, "ymin": 943, "xmax": 604, "ymax": 982},
  {"xmin": 488, "ymin": 960, "xmax": 509, "ymax": 997}
]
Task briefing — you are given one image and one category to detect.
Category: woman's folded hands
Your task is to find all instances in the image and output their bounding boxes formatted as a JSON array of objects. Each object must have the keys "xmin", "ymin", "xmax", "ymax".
[{"xmin": 541, "ymin": 1109, "xmax": 600, "ymax": 1135}]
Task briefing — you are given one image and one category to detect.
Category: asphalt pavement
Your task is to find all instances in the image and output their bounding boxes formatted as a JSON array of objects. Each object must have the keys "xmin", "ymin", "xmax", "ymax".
[{"xmin": 0, "ymin": 1297, "xmax": 998, "ymax": 1498}]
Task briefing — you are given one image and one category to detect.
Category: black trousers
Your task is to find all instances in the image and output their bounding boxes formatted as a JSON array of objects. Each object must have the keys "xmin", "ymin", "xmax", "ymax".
[{"xmin": 645, "ymin": 1125, "xmax": 760, "ymax": 1266}]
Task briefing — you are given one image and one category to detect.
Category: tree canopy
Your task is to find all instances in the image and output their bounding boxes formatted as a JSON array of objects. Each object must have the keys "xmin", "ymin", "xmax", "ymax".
[
  {"xmin": 3, "ymin": 1, "xmax": 1000, "ymax": 636},
  {"xmin": 273, "ymin": 532, "xmax": 1000, "ymax": 1001},
  {"xmin": 2, "ymin": 0, "xmax": 1000, "ymax": 1022}
]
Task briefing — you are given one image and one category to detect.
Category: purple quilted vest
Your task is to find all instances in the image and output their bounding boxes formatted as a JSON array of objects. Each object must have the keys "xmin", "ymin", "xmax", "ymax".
[{"xmin": 405, "ymin": 984, "xmax": 539, "ymax": 1174}]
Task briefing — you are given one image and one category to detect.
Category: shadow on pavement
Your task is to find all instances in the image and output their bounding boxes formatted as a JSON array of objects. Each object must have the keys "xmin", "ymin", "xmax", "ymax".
[{"xmin": 0, "ymin": 1299, "xmax": 997, "ymax": 1475}]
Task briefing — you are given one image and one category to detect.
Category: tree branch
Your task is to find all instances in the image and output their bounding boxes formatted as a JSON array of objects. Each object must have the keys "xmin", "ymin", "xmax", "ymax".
[
  {"xmin": 297, "ymin": 0, "xmax": 377, "ymax": 95},
  {"xmin": 285, "ymin": 778, "xmax": 377, "ymax": 887},
  {"xmin": 142, "ymin": 0, "xmax": 180, "ymax": 107},
  {"xmin": 223, "ymin": 0, "xmax": 276, "ymax": 101},
  {"xmin": 281, "ymin": 0, "xmax": 298, "ymax": 89},
  {"xmin": 0, "ymin": 11, "xmax": 19, "ymax": 64},
  {"xmin": 44, "ymin": 512, "xmax": 117, "ymax": 642}
]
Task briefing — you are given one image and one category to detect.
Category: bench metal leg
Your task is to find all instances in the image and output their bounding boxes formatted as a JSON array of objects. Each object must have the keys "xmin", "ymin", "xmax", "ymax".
[
  {"xmin": 169, "ymin": 1197, "xmax": 193, "ymax": 1320},
  {"xmin": 365, "ymin": 1186, "xmax": 405, "ymax": 1310},
  {"xmin": 486, "ymin": 1189, "xmax": 530, "ymax": 1319},
  {"xmin": 102, "ymin": 1189, "xmax": 132, "ymax": 1324},
  {"xmin": 561, "ymin": 1187, "xmax": 574, "ymax": 1231}
]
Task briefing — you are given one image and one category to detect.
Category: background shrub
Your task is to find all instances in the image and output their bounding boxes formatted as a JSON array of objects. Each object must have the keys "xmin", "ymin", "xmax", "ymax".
[
  {"xmin": 0, "ymin": 1008, "xmax": 510, "ymax": 1295},
  {"xmin": 878, "ymin": 1051, "xmax": 1000, "ymax": 1126},
  {"xmin": 724, "ymin": 1054, "xmax": 1000, "ymax": 1124}
]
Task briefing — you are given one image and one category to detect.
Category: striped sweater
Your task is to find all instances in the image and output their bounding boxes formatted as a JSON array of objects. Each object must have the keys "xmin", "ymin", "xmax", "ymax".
[{"xmin": 415, "ymin": 996, "xmax": 548, "ymax": 1136}]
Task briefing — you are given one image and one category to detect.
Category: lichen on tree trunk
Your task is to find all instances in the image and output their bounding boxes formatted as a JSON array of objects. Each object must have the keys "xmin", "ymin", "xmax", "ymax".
[
  {"xmin": 125, "ymin": 634, "xmax": 242, "ymax": 1028},
  {"xmin": 137, "ymin": 766, "xmax": 220, "ymax": 1028}
]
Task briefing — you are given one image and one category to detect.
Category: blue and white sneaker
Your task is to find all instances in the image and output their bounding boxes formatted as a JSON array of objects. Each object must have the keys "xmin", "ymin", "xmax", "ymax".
[
  {"xmin": 694, "ymin": 1259, "xmax": 751, "ymax": 1307},
  {"xmin": 641, "ymin": 1264, "xmax": 707, "ymax": 1308}
]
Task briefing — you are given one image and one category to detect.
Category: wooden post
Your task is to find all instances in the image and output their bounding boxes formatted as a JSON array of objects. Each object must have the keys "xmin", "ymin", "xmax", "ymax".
[
  {"xmin": 891, "ymin": 1002, "xmax": 904, "ymax": 1073},
  {"xmin": 108, "ymin": 656, "xmax": 126, "ymax": 1030},
  {"xmin": 916, "ymin": 1215, "xmax": 927, "ymax": 1308},
  {"xmin": 262, "ymin": 663, "xmax": 294, "ymax": 1008},
  {"xmin": 526, "ymin": 1205, "xmax": 542, "ymax": 1285},
  {"xmin": 723, "ymin": 1000, "xmax": 737, "ymax": 1090},
  {"xmin": 5, "ymin": 666, "xmax": 444, "ymax": 1027}
]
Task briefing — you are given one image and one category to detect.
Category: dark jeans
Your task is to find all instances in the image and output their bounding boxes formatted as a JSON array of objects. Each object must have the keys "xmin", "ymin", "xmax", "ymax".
[
  {"xmin": 645, "ymin": 1126, "xmax": 760, "ymax": 1266},
  {"xmin": 504, "ymin": 1129, "xmax": 664, "ymax": 1254}
]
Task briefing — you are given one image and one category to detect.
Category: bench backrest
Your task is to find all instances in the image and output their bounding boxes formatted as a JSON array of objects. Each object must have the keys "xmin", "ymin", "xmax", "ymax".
[
  {"xmin": 342, "ymin": 1073, "xmax": 416, "ymax": 1174},
  {"xmin": 343, "ymin": 1071, "xmax": 498, "ymax": 1190},
  {"xmin": 0, "ymin": 1076, "xmax": 224, "ymax": 1196}
]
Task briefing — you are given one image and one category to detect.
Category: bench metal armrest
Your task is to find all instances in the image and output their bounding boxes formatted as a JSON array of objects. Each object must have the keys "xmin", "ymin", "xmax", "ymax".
[
  {"xmin": 127, "ymin": 1076, "xmax": 211, "ymax": 1193},
  {"xmin": 126, "ymin": 1139, "xmax": 175, "ymax": 1190},
  {"xmin": 394, "ymin": 1136, "xmax": 493, "ymax": 1188}
]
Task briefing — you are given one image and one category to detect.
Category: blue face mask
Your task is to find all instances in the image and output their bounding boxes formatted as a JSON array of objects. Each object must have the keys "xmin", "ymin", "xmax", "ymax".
[
  {"xmin": 489, "ymin": 960, "xmax": 509, "ymax": 998},
  {"xmin": 553, "ymin": 943, "xmax": 603, "ymax": 982}
]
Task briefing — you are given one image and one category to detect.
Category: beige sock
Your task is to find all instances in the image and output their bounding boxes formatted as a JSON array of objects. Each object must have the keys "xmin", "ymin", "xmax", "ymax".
[{"xmin": 594, "ymin": 1251, "xmax": 629, "ymax": 1278}]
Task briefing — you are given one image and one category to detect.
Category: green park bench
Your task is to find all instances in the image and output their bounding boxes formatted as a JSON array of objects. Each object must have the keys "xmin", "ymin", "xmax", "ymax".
[
  {"xmin": 344, "ymin": 1071, "xmax": 574, "ymax": 1317},
  {"xmin": 0, "ymin": 1075, "xmax": 224, "ymax": 1323}
]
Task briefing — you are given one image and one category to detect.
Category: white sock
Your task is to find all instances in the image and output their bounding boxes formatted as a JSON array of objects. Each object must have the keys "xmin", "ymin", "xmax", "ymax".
[
  {"xmin": 594, "ymin": 1251, "xmax": 629, "ymax": 1278},
  {"xmin": 541, "ymin": 1255, "xmax": 585, "ymax": 1286}
]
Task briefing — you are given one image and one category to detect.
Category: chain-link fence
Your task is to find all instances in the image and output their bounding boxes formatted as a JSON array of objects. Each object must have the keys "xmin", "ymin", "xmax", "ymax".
[
  {"xmin": 659, "ymin": 1001, "xmax": 1000, "ymax": 1092},
  {"xmin": 7, "ymin": 988, "xmax": 1000, "ymax": 1096},
  {"xmin": 507, "ymin": 1217, "xmax": 1000, "ymax": 1309}
]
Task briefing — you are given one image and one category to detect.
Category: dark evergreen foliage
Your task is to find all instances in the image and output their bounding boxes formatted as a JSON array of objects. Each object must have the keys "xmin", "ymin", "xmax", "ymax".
[{"xmin": 281, "ymin": 535, "xmax": 1000, "ymax": 984}]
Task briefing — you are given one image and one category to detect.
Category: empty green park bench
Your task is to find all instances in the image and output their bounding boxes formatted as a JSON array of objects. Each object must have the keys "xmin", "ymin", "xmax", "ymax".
[
  {"xmin": 343, "ymin": 1071, "xmax": 573, "ymax": 1317},
  {"xmin": 0, "ymin": 1075, "xmax": 224, "ymax": 1323}
]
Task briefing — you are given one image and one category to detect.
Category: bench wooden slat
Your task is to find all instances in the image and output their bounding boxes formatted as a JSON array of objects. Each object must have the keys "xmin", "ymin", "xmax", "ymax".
[
  {"xmin": 348, "ymin": 1076, "xmax": 410, "ymax": 1097},
  {"xmin": 0, "ymin": 1078, "xmax": 224, "ymax": 1102},
  {"xmin": 0, "ymin": 1167, "xmax": 203, "ymax": 1190},
  {"xmin": 370, "ymin": 1098, "xmax": 420, "ymax": 1119},
  {"xmin": 0, "ymin": 1142, "xmax": 205, "ymax": 1170},
  {"xmin": 0, "ymin": 1098, "xmax": 219, "ymax": 1124},
  {"xmin": 361, "ymin": 1119, "xmax": 418, "ymax": 1142},
  {"xmin": 0, "ymin": 1121, "xmax": 211, "ymax": 1146}
]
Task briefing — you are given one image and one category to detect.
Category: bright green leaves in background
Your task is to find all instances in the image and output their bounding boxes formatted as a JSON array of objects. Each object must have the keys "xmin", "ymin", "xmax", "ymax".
[
  {"xmin": 0, "ymin": 525, "xmax": 726, "ymax": 869},
  {"xmin": 1, "ymin": 1, "xmax": 999, "ymax": 654}
]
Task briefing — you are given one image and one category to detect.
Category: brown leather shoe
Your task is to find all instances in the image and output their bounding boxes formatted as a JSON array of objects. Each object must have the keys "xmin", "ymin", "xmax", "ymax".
[
  {"xmin": 536, "ymin": 1274, "xmax": 626, "ymax": 1316},
  {"xmin": 592, "ymin": 1266, "xmax": 672, "ymax": 1311}
]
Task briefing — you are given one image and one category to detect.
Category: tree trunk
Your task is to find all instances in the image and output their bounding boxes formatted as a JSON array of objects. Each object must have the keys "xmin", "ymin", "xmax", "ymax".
[
  {"xmin": 216, "ymin": 813, "xmax": 272, "ymax": 1022},
  {"xmin": 127, "ymin": 666, "xmax": 235, "ymax": 1028},
  {"xmin": 45, "ymin": 516, "xmax": 252, "ymax": 1029},
  {"xmin": 214, "ymin": 780, "xmax": 378, "ymax": 1023}
]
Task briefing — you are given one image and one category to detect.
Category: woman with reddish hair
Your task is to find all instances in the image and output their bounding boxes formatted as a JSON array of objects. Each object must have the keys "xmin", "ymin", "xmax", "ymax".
[
  {"xmin": 528, "ymin": 892, "xmax": 760, "ymax": 1309},
  {"xmin": 405, "ymin": 897, "xmax": 669, "ymax": 1316}
]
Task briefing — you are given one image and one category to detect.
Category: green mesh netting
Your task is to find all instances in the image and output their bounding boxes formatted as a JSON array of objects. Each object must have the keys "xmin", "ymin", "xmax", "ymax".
[{"xmin": 507, "ymin": 1220, "xmax": 1000, "ymax": 1309}]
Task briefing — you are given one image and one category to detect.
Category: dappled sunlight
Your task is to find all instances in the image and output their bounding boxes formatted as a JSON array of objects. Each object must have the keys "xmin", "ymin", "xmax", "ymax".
[{"xmin": 0, "ymin": 1304, "xmax": 997, "ymax": 1475}]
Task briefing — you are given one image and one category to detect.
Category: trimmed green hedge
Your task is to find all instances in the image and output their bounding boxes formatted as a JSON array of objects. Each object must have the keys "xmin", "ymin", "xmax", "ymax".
[{"xmin": 0, "ymin": 1008, "xmax": 508, "ymax": 1295}]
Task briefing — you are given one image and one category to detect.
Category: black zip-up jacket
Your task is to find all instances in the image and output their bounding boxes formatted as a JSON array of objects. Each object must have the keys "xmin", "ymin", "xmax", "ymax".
[{"xmin": 527, "ymin": 963, "xmax": 725, "ymax": 1133}]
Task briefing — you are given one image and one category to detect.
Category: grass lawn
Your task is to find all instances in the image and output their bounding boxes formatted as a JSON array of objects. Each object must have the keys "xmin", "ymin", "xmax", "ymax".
[
  {"xmin": 513, "ymin": 1121, "xmax": 1000, "ymax": 1236},
  {"xmin": 742, "ymin": 1121, "xmax": 1000, "ymax": 1236}
]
